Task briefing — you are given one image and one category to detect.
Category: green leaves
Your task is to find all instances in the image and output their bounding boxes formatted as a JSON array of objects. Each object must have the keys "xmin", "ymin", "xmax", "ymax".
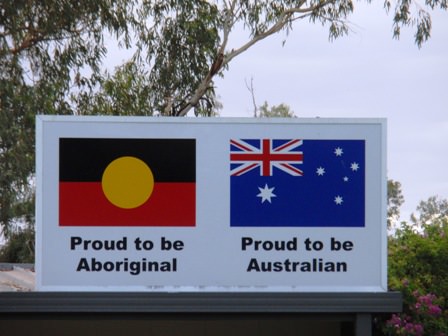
[
  {"xmin": 390, "ymin": 0, "xmax": 446, "ymax": 47},
  {"xmin": 76, "ymin": 61, "xmax": 154, "ymax": 116},
  {"xmin": 385, "ymin": 214, "xmax": 448, "ymax": 334},
  {"xmin": 1, "ymin": 0, "xmax": 446, "ymax": 259},
  {"xmin": 0, "ymin": 71, "xmax": 35, "ymax": 238},
  {"xmin": 388, "ymin": 180, "xmax": 405, "ymax": 228},
  {"xmin": 257, "ymin": 101, "xmax": 296, "ymax": 118},
  {"xmin": 131, "ymin": 1, "xmax": 221, "ymax": 115},
  {"xmin": 412, "ymin": 196, "xmax": 448, "ymax": 226},
  {"xmin": 0, "ymin": 0, "xmax": 132, "ymax": 241}
]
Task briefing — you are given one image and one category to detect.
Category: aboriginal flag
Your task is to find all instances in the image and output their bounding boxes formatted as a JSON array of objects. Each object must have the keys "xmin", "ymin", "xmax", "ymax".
[{"xmin": 59, "ymin": 138, "xmax": 195, "ymax": 226}]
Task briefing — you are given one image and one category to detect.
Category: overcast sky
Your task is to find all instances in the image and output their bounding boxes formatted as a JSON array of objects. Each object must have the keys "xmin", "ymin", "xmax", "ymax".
[{"xmin": 215, "ymin": 3, "xmax": 448, "ymax": 221}]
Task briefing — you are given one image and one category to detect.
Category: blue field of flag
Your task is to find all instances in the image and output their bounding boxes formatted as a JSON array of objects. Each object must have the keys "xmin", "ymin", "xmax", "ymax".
[{"xmin": 230, "ymin": 139, "xmax": 365, "ymax": 227}]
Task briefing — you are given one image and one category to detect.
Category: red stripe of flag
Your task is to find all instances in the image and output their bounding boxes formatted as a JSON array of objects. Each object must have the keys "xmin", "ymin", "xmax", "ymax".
[{"xmin": 59, "ymin": 182, "xmax": 195, "ymax": 226}]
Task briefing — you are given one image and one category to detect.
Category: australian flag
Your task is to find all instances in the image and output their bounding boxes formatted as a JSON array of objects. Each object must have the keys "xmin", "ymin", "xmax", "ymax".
[{"xmin": 230, "ymin": 139, "xmax": 365, "ymax": 227}]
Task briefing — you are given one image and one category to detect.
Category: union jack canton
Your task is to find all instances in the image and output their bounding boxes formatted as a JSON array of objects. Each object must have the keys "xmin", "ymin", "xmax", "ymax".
[{"xmin": 230, "ymin": 139, "xmax": 304, "ymax": 177}]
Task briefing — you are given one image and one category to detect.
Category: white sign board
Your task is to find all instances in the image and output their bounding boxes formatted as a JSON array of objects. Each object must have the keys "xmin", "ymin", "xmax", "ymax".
[{"xmin": 36, "ymin": 116, "xmax": 387, "ymax": 292}]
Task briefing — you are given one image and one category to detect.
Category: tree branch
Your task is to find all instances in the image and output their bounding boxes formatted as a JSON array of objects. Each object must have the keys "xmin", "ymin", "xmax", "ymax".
[
  {"xmin": 175, "ymin": 0, "xmax": 235, "ymax": 116},
  {"xmin": 245, "ymin": 77, "xmax": 258, "ymax": 117},
  {"xmin": 8, "ymin": 24, "xmax": 90, "ymax": 55},
  {"xmin": 176, "ymin": 0, "xmax": 335, "ymax": 116}
]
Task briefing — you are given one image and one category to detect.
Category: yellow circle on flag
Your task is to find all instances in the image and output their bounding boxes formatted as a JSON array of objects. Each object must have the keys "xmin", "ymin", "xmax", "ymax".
[{"xmin": 101, "ymin": 156, "xmax": 154, "ymax": 209}]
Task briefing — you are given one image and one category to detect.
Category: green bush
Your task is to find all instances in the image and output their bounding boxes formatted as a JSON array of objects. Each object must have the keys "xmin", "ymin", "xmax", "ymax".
[
  {"xmin": 0, "ymin": 226, "xmax": 35, "ymax": 263},
  {"xmin": 376, "ymin": 216, "xmax": 448, "ymax": 335}
]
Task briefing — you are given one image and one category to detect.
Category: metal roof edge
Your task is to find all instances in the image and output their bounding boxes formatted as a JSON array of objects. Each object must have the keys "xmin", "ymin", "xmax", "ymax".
[{"xmin": 0, "ymin": 291, "xmax": 402, "ymax": 314}]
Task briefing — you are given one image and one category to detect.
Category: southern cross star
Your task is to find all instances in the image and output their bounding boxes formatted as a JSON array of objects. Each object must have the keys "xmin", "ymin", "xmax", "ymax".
[
  {"xmin": 257, "ymin": 184, "xmax": 276, "ymax": 203},
  {"xmin": 334, "ymin": 195, "xmax": 344, "ymax": 205},
  {"xmin": 334, "ymin": 147, "xmax": 343, "ymax": 156}
]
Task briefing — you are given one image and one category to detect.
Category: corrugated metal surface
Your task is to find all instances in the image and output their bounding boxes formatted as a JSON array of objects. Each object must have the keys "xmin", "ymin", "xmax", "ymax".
[
  {"xmin": 0, "ymin": 291, "xmax": 403, "ymax": 313},
  {"xmin": 0, "ymin": 264, "xmax": 35, "ymax": 292}
]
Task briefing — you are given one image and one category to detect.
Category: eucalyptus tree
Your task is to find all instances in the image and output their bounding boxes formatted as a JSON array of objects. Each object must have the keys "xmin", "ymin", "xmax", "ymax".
[
  {"xmin": 1, "ymin": 0, "xmax": 446, "ymax": 249},
  {"xmin": 411, "ymin": 196, "xmax": 448, "ymax": 227},
  {"xmin": 388, "ymin": 180, "xmax": 405, "ymax": 228},
  {"xmin": 83, "ymin": 0, "xmax": 447, "ymax": 117},
  {"xmin": 0, "ymin": 1, "xmax": 135, "ymax": 238},
  {"xmin": 257, "ymin": 102, "xmax": 296, "ymax": 118}
]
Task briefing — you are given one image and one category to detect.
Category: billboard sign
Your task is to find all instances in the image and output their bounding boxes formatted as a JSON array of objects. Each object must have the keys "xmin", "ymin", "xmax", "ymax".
[{"xmin": 36, "ymin": 116, "xmax": 386, "ymax": 292}]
